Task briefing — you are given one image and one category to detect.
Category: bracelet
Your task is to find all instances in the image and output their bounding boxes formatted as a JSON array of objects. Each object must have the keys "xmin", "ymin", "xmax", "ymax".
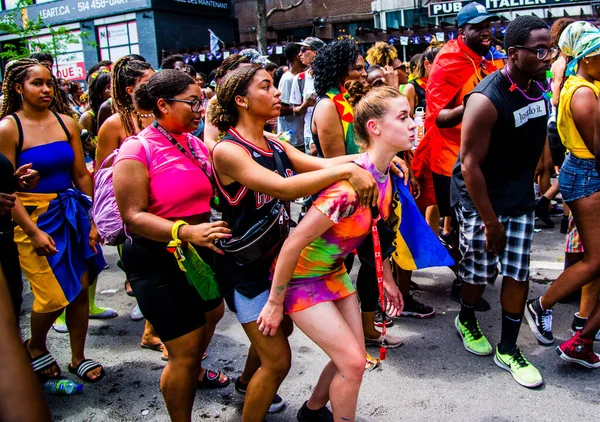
[
  {"xmin": 171, "ymin": 220, "xmax": 188, "ymax": 242},
  {"xmin": 167, "ymin": 220, "xmax": 188, "ymax": 254}
]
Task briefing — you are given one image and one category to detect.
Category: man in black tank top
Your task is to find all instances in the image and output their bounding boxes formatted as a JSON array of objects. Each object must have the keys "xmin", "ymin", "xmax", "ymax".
[{"xmin": 449, "ymin": 16, "xmax": 554, "ymax": 389}]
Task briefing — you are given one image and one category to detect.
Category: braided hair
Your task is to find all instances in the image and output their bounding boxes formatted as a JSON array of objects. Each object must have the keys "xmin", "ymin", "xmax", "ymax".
[
  {"xmin": 214, "ymin": 54, "xmax": 251, "ymax": 83},
  {"xmin": 0, "ymin": 58, "xmax": 69, "ymax": 120},
  {"xmin": 110, "ymin": 56, "xmax": 154, "ymax": 136},
  {"xmin": 209, "ymin": 64, "xmax": 262, "ymax": 132}
]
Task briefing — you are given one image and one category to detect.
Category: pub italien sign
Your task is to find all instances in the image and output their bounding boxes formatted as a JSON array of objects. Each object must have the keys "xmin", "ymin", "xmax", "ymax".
[{"xmin": 429, "ymin": 0, "xmax": 590, "ymax": 17}]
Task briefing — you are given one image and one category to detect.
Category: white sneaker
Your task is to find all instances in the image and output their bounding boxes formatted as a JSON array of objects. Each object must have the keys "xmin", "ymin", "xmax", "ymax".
[
  {"xmin": 131, "ymin": 304, "xmax": 144, "ymax": 321},
  {"xmin": 52, "ymin": 322, "xmax": 68, "ymax": 333}
]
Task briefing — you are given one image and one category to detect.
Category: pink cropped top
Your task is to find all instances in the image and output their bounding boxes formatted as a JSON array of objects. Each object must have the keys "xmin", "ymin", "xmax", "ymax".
[{"xmin": 115, "ymin": 125, "xmax": 213, "ymax": 219}]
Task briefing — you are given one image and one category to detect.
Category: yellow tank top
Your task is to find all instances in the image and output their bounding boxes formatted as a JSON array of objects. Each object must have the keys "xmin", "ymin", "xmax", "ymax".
[{"xmin": 557, "ymin": 75, "xmax": 600, "ymax": 159}]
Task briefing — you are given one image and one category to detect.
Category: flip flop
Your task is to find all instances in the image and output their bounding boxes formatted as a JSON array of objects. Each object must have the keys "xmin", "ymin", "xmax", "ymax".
[
  {"xmin": 89, "ymin": 308, "xmax": 118, "ymax": 319},
  {"xmin": 25, "ymin": 339, "xmax": 61, "ymax": 380},
  {"xmin": 68, "ymin": 359, "xmax": 105, "ymax": 383},
  {"xmin": 140, "ymin": 342, "xmax": 163, "ymax": 352},
  {"xmin": 197, "ymin": 369, "xmax": 230, "ymax": 389}
]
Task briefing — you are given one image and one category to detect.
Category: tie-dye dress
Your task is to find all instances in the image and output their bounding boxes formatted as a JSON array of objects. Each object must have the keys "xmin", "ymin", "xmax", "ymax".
[{"xmin": 281, "ymin": 152, "xmax": 392, "ymax": 314}]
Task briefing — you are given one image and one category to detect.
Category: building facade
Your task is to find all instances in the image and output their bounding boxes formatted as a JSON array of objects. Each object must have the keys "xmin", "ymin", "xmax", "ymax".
[
  {"xmin": 235, "ymin": 0, "xmax": 376, "ymax": 49},
  {"xmin": 372, "ymin": 0, "xmax": 598, "ymax": 60},
  {"xmin": 0, "ymin": 0, "xmax": 238, "ymax": 81}
]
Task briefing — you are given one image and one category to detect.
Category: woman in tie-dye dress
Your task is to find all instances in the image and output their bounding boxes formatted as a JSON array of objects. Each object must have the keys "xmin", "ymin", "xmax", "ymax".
[{"xmin": 257, "ymin": 87, "xmax": 414, "ymax": 422}]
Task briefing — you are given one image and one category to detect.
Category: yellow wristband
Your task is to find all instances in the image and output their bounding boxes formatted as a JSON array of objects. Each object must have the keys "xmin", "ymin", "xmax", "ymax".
[{"xmin": 171, "ymin": 220, "xmax": 188, "ymax": 243}]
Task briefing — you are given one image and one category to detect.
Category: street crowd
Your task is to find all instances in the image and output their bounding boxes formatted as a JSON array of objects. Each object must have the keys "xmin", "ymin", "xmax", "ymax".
[{"xmin": 0, "ymin": 2, "xmax": 600, "ymax": 421}]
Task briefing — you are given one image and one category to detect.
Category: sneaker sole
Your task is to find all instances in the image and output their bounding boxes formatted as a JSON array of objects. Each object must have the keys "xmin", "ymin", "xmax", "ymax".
[
  {"xmin": 555, "ymin": 347, "xmax": 600, "ymax": 369},
  {"xmin": 524, "ymin": 307, "xmax": 554, "ymax": 345},
  {"xmin": 454, "ymin": 317, "xmax": 492, "ymax": 356},
  {"xmin": 493, "ymin": 355, "xmax": 543, "ymax": 388},
  {"xmin": 402, "ymin": 311, "xmax": 435, "ymax": 319},
  {"xmin": 234, "ymin": 385, "xmax": 286, "ymax": 413}
]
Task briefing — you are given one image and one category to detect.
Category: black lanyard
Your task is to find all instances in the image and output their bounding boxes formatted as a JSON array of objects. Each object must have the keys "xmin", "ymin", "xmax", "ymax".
[{"xmin": 152, "ymin": 121, "xmax": 216, "ymax": 192}]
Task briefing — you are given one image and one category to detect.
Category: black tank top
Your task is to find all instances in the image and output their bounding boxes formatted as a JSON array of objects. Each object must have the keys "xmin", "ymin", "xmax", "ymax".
[
  {"xmin": 450, "ymin": 70, "xmax": 548, "ymax": 216},
  {"xmin": 215, "ymin": 128, "xmax": 294, "ymax": 297},
  {"xmin": 410, "ymin": 80, "xmax": 427, "ymax": 111}
]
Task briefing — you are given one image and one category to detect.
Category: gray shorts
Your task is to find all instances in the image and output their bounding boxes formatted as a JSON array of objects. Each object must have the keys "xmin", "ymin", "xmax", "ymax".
[
  {"xmin": 455, "ymin": 206, "xmax": 534, "ymax": 285},
  {"xmin": 233, "ymin": 289, "xmax": 270, "ymax": 324}
]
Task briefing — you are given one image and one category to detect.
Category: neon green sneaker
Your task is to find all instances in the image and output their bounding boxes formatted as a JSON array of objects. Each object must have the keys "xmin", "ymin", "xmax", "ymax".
[
  {"xmin": 494, "ymin": 346, "xmax": 543, "ymax": 388},
  {"xmin": 455, "ymin": 315, "xmax": 493, "ymax": 356}
]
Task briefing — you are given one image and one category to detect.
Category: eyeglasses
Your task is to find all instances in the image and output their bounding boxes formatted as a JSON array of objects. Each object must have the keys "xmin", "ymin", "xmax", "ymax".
[
  {"xmin": 300, "ymin": 47, "xmax": 314, "ymax": 53},
  {"xmin": 167, "ymin": 98, "xmax": 203, "ymax": 112},
  {"xmin": 513, "ymin": 45, "xmax": 559, "ymax": 60}
]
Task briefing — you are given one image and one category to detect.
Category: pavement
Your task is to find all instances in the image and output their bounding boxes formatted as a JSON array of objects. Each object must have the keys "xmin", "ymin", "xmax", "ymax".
[{"xmin": 20, "ymin": 209, "xmax": 599, "ymax": 421}]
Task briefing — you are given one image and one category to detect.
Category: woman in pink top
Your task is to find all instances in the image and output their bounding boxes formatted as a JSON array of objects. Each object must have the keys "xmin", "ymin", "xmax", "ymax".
[{"xmin": 113, "ymin": 70, "xmax": 232, "ymax": 422}]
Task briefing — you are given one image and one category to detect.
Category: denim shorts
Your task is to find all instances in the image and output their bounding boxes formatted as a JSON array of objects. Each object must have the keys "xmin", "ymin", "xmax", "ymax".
[
  {"xmin": 233, "ymin": 289, "xmax": 270, "ymax": 324},
  {"xmin": 559, "ymin": 154, "xmax": 600, "ymax": 203}
]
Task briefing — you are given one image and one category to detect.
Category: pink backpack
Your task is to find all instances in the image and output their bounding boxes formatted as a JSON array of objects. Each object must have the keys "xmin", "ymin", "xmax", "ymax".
[{"xmin": 92, "ymin": 138, "xmax": 150, "ymax": 245}]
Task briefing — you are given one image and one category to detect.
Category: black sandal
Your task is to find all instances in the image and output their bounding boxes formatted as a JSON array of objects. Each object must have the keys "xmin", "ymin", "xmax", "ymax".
[
  {"xmin": 68, "ymin": 359, "xmax": 106, "ymax": 383},
  {"xmin": 197, "ymin": 369, "xmax": 230, "ymax": 389},
  {"xmin": 25, "ymin": 339, "xmax": 61, "ymax": 380}
]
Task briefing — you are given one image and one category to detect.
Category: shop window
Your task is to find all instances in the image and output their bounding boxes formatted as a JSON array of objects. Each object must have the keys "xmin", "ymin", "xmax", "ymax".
[
  {"xmin": 34, "ymin": 29, "xmax": 86, "ymax": 82},
  {"xmin": 96, "ymin": 21, "xmax": 139, "ymax": 62}
]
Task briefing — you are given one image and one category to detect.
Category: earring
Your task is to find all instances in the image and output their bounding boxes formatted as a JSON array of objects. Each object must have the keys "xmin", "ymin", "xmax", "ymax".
[
  {"xmin": 20, "ymin": 93, "xmax": 24, "ymax": 104},
  {"xmin": 245, "ymin": 104, "xmax": 249, "ymax": 110}
]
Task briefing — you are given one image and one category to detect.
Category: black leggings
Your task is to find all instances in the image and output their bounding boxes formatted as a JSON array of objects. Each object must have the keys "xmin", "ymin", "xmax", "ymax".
[
  {"xmin": 345, "ymin": 253, "xmax": 379, "ymax": 313},
  {"xmin": 0, "ymin": 231, "xmax": 22, "ymax": 319}
]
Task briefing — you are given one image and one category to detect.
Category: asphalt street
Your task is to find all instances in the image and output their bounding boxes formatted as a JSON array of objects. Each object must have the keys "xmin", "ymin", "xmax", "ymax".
[{"xmin": 20, "ymin": 208, "xmax": 599, "ymax": 422}]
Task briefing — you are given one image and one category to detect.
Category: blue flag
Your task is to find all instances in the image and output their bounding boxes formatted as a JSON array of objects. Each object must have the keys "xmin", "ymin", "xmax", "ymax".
[{"xmin": 390, "ymin": 175, "xmax": 455, "ymax": 271}]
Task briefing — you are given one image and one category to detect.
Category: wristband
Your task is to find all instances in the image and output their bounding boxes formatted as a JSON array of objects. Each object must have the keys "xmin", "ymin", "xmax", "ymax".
[{"xmin": 167, "ymin": 220, "xmax": 188, "ymax": 253}]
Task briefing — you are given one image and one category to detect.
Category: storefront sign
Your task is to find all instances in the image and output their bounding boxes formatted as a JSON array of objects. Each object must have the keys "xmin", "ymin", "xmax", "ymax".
[
  {"xmin": 55, "ymin": 61, "xmax": 86, "ymax": 80},
  {"xmin": 429, "ymin": 0, "xmax": 590, "ymax": 17},
  {"xmin": 152, "ymin": 0, "xmax": 231, "ymax": 15},
  {"xmin": 0, "ymin": 0, "xmax": 151, "ymax": 27}
]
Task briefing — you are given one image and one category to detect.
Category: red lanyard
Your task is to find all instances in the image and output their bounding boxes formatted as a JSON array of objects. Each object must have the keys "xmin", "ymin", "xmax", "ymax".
[{"xmin": 371, "ymin": 213, "xmax": 387, "ymax": 361}]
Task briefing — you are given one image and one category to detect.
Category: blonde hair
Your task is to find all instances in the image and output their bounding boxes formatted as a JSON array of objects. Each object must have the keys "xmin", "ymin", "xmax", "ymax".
[{"xmin": 354, "ymin": 86, "xmax": 405, "ymax": 148}]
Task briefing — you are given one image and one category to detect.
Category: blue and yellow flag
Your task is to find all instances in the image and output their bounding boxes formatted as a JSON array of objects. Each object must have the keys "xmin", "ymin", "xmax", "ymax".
[
  {"xmin": 14, "ymin": 189, "xmax": 106, "ymax": 313},
  {"xmin": 390, "ymin": 175, "xmax": 454, "ymax": 271}
]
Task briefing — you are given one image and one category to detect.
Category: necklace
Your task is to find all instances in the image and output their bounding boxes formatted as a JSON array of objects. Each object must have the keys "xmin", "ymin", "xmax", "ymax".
[
  {"xmin": 134, "ymin": 110, "xmax": 154, "ymax": 118},
  {"xmin": 504, "ymin": 65, "xmax": 552, "ymax": 101}
]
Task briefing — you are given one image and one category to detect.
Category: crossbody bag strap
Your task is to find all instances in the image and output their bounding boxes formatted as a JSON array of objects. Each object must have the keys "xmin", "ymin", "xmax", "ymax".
[
  {"xmin": 152, "ymin": 121, "xmax": 216, "ymax": 191},
  {"xmin": 266, "ymin": 139, "xmax": 287, "ymax": 176}
]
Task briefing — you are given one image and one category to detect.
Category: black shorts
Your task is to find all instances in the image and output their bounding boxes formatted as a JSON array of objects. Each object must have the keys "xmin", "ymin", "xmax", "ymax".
[
  {"xmin": 122, "ymin": 235, "xmax": 222, "ymax": 342},
  {"xmin": 432, "ymin": 172, "xmax": 453, "ymax": 217}
]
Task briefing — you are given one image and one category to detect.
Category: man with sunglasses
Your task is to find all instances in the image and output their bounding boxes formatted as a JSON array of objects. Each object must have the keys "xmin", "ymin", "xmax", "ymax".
[
  {"xmin": 277, "ymin": 43, "xmax": 309, "ymax": 153},
  {"xmin": 450, "ymin": 15, "xmax": 554, "ymax": 388},
  {"xmin": 290, "ymin": 37, "xmax": 326, "ymax": 156},
  {"xmin": 412, "ymin": 2, "xmax": 502, "ymax": 311}
]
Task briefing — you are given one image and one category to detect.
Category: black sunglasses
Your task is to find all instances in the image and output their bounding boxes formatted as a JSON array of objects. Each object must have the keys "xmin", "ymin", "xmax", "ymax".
[
  {"xmin": 167, "ymin": 98, "xmax": 203, "ymax": 112},
  {"xmin": 513, "ymin": 45, "xmax": 559, "ymax": 61},
  {"xmin": 300, "ymin": 46, "xmax": 314, "ymax": 53}
]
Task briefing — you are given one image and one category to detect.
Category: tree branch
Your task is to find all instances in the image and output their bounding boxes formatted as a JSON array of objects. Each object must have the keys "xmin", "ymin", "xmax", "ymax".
[{"xmin": 266, "ymin": 0, "xmax": 305, "ymax": 20}]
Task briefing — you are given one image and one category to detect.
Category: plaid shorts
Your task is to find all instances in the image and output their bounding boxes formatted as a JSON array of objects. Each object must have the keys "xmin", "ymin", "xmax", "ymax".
[
  {"xmin": 455, "ymin": 206, "xmax": 534, "ymax": 285},
  {"xmin": 564, "ymin": 213, "xmax": 584, "ymax": 253}
]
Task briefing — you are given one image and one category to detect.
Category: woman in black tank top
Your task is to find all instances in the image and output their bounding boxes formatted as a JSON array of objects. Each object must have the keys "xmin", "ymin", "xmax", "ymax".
[
  {"xmin": 0, "ymin": 58, "xmax": 105, "ymax": 382},
  {"xmin": 210, "ymin": 65, "xmax": 379, "ymax": 421}
]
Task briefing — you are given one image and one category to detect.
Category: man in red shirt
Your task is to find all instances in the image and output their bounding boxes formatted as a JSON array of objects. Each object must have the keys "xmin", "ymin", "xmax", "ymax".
[{"xmin": 412, "ymin": 2, "xmax": 502, "ymax": 308}]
